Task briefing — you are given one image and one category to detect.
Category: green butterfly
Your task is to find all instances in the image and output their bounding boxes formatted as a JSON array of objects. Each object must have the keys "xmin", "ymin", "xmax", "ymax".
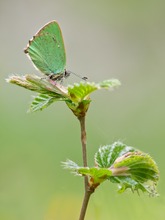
[{"xmin": 24, "ymin": 20, "xmax": 87, "ymax": 81}]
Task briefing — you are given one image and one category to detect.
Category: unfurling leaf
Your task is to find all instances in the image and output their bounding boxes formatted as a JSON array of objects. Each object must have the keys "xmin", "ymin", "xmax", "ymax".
[
  {"xmin": 64, "ymin": 142, "xmax": 159, "ymax": 196},
  {"xmin": 95, "ymin": 142, "xmax": 135, "ymax": 168},
  {"xmin": 95, "ymin": 142, "xmax": 159, "ymax": 196},
  {"xmin": 30, "ymin": 94, "xmax": 57, "ymax": 112},
  {"xmin": 62, "ymin": 159, "xmax": 113, "ymax": 188},
  {"xmin": 7, "ymin": 75, "xmax": 120, "ymax": 115}
]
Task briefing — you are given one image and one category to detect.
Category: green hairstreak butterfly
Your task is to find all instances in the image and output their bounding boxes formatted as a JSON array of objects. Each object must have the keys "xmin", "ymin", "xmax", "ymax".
[{"xmin": 24, "ymin": 20, "xmax": 87, "ymax": 81}]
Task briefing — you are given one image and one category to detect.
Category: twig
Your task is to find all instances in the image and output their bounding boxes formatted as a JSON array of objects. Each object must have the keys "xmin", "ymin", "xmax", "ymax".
[
  {"xmin": 79, "ymin": 188, "xmax": 94, "ymax": 220},
  {"xmin": 78, "ymin": 116, "xmax": 94, "ymax": 220}
]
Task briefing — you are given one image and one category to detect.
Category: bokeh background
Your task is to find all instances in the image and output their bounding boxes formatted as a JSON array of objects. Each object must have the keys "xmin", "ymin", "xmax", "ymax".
[{"xmin": 0, "ymin": 0, "xmax": 165, "ymax": 219}]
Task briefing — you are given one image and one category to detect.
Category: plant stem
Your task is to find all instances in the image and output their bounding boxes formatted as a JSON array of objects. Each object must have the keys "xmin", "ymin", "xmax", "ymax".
[
  {"xmin": 79, "ymin": 188, "xmax": 94, "ymax": 220},
  {"xmin": 79, "ymin": 116, "xmax": 87, "ymax": 168},
  {"xmin": 78, "ymin": 116, "xmax": 94, "ymax": 220}
]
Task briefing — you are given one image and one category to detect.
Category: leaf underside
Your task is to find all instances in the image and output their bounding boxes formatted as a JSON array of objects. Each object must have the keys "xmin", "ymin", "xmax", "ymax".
[
  {"xmin": 27, "ymin": 79, "xmax": 120, "ymax": 113},
  {"xmin": 29, "ymin": 94, "xmax": 57, "ymax": 112}
]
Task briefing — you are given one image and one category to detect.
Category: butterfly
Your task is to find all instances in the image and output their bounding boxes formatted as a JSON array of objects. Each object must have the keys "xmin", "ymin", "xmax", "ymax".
[{"xmin": 24, "ymin": 20, "xmax": 87, "ymax": 81}]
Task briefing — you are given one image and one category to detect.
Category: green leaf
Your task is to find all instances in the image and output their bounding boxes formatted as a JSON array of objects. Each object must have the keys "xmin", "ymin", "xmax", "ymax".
[
  {"xmin": 29, "ymin": 94, "xmax": 57, "ymax": 112},
  {"xmin": 109, "ymin": 176, "xmax": 157, "ymax": 196},
  {"xmin": 63, "ymin": 142, "xmax": 159, "ymax": 196},
  {"xmin": 68, "ymin": 82, "xmax": 97, "ymax": 103},
  {"xmin": 95, "ymin": 142, "xmax": 159, "ymax": 196},
  {"xmin": 98, "ymin": 79, "xmax": 121, "ymax": 89},
  {"xmin": 112, "ymin": 152, "xmax": 159, "ymax": 182},
  {"xmin": 66, "ymin": 79, "xmax": 120, "ymax": 118},
  {"xmin": 78, "ymin": 167, "xmax": 112, "ymax": 186},
  {"xmin": 95, "ymin": 142, "xmax": 135, "ymax": 168},
  {"xmin": 68, "ymin": 79, "xmax": 121, "ymax": 103},
  {"xmin": 62, "ymin": 159, "xmax": 112, "ymax": 187}
]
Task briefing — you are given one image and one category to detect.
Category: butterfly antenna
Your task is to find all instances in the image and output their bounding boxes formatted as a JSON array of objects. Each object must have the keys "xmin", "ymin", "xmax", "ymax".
[{"xmin": 66, "ymin": 70, "xmax": 88, "ymax": 81}]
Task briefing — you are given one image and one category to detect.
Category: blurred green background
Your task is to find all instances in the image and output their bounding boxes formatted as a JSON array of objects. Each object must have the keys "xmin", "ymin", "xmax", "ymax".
[{"xmin": 0, "ymin": 0, "xmax": 165, "ymax": 219}]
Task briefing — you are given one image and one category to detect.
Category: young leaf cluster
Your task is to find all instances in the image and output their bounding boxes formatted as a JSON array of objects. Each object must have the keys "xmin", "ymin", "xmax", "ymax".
[
  {"xmin": 7, "ymin": 74, "xmax": 120, "ymax": 118},
  {"xmin": 63, "ymin": 142, "xmax": 159, "ymax": 196}
]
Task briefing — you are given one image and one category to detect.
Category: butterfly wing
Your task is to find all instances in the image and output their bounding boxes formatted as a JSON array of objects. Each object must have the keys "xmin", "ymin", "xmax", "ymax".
[{"xmin": 24, "ymin": 21, "xmax": 66, "ymax": 75}]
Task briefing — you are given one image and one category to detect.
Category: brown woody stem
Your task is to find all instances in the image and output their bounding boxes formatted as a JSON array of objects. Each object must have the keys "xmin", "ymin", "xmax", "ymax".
[{"xmin": 78, "ymin": 116, "xmax": 94, "ymax": 220}]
